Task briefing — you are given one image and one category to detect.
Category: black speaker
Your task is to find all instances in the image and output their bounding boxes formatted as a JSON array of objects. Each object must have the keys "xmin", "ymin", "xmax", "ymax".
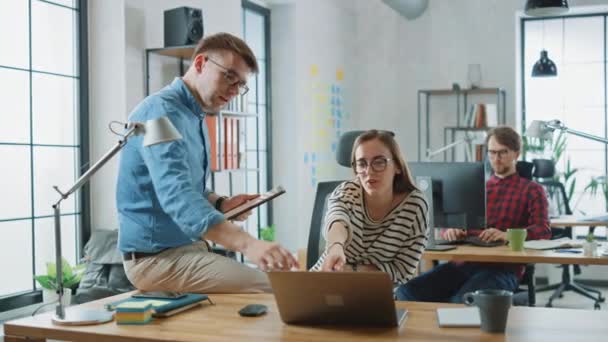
[{"xmin": 164, "ymin": 7, "xmax": 204, "ymax": 47}]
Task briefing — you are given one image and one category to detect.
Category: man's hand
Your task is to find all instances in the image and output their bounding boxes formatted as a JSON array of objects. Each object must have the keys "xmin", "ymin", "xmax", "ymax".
[
  {"xmin": 479, "ymin": 228, "xmax": 507, "ymax": 242},
  {"xmin": 320, "ymin": 243, "xmax": 346, "ymax": 272},
  {"xmin": 222, "ymin": 194, "xmax": 259, "ymax": 221},
  {"xmin": 243, "ymin": 239, "xmax": 299, "ymax": 271},
  {"xmin": 444, "ymin": 228, "xmax": 466, "ymax": 241}
]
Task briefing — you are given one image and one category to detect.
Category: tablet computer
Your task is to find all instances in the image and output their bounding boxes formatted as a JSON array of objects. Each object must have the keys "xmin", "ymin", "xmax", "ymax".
[{"xmin": 224, "ymin": 186, "xmax": 286, "ymax": 220}]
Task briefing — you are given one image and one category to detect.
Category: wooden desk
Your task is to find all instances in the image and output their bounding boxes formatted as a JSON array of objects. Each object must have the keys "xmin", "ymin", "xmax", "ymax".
[
  {"xmin": 422, "ymin": 245, "xmax": 608, "ymax": 266},
  {"xmin": 550, "ymin": 215, "xmax": 608, "ymax": 228},
  {"xmin": 5, "ymin": 293, "xmax": 608, "ymax": 342}
]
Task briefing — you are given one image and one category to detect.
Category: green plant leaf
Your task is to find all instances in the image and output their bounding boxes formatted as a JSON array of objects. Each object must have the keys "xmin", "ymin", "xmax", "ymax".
[
  {"xmin": 260, "ymin": 224, "xmax": 275, "ymax": 242},
  {"xmin": 34, "ymin": 275, "xmax": 56, "ymax": 290}
]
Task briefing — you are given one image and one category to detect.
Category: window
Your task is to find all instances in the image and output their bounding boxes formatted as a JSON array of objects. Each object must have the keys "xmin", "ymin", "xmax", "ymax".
[
  {"xmin": 242, "ymin": 1, "xmax": 271, "ymax": 238},
  {"xmin": 0, "ymin": 0, "xmax": 87, "ymax": 309},
  {"xmin": 521, "ymin": 14, "xmax": 607, "ymax": 234}
]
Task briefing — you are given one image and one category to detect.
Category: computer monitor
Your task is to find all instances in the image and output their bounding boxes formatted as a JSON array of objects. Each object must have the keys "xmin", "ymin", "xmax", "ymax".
[{"xmin": 408, "ymin": 162, "xmax": 487, "ymax": 230}]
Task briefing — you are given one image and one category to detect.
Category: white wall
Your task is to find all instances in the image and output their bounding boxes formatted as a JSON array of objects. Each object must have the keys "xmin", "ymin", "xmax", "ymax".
[
  {"xmin": 271, "ymin": 0, "xmax": 357, "ymax": 253},
  {"xmin": 88, "ymin": 0, "xmax": 243, "ymax": 230}
]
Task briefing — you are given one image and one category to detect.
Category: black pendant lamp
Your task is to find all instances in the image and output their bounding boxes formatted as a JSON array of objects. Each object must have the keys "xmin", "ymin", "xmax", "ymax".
[
  {"xmin": 532, "ymin": 50, "xmax": 557, "ymax": 77},
  {"xmin": 525, "ymin": 0, "xmax": 569, "ymax": 16}
]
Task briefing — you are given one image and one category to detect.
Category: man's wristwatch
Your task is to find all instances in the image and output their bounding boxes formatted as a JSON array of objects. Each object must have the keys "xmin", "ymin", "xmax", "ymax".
[{"xmin": 215, "ymin": 196, "xmax": 228, "ymax": 211}]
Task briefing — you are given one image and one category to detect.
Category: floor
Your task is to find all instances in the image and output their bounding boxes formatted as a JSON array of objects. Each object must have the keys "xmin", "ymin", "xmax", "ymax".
[{"xmin": 1, "ymin": 286, "xmax": 607, "ymax": 341}]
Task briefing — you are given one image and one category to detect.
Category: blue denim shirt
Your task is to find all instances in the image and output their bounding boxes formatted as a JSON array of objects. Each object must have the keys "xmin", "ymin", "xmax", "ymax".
[{"xmin": 116, "ymin": 78, "xmax": 225, "ymax": 253}]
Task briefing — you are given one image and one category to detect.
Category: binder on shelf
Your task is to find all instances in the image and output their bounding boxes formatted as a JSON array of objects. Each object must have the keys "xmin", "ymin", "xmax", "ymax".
[
  {"xmin": 473, "ymin": 104, "xmax": 487, "ymax": 128},
  {"xmin": 232, "ymin": 118, "xmax": 239, "ymax": 168},
  {"xmin": 205, "ymin": 115, "xmax": 220, "ymax": 171},
  {"xmin": 222, "ymin": 117, "xmax": 229, "ymax": 169}
]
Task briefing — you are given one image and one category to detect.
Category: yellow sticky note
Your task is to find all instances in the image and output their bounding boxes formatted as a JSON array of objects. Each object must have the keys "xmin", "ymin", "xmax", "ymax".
[
  {"xmin": 336, "ymin": 69, "xmax": 344, "ymax": 81},
  {"xmin": 310, "ymin": 65, "xmax": 319, "ymax": 76}
]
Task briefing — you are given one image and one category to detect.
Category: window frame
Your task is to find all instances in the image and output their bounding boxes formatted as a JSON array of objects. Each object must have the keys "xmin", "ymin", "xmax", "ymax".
[
  {"xmin": 242, "ymin": 0, "xmax": 272, "ymax": 238},
  {"xmin": 0, "ymin": 0, "xmax": 89, "ymax": 312},
  {"xmin": 520, "ymin": 12, "xmax": 608, "ymax": 213}
]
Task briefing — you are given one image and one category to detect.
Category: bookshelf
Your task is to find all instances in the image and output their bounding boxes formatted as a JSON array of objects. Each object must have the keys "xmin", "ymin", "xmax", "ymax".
[
  {"xmin": 417, "ymin": 87, "xmax": 506, "ymax": 161},
  {"xmin": 144, "ymin": 45, "xmax": 263, "ymax": 242}
]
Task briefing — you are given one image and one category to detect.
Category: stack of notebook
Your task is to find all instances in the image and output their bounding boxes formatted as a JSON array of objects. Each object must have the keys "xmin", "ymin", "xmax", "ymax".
[
  {"xmin": 115, "ymin": 301, "xmax": 154, "ymax": 325},
  {"xmin": 106, "ymin": 293, "xmax": 211, "ymax": 321}
]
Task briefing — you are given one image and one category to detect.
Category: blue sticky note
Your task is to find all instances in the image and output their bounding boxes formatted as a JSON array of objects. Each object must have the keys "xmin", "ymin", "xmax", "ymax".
[
  {"xmin": 304, "ymin": 152, "xmax": 309, "ymax": 164},
  {"xmin": 312, "ymin": 153, "xmax": 317, "ymax": 162}
]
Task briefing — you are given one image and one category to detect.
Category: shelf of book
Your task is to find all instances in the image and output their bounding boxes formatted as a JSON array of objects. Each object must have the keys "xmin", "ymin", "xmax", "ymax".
[{"xmin": 418, "ymin": 87, "xmax": 506, "ymax": 161}]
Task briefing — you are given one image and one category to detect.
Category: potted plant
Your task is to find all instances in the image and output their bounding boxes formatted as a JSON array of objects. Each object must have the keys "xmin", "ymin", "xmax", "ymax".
[
  {"xmin": 583, "ymin": 232, "xmax": 598, "ymax": 257},
  {"xmin": 260, "ymin": 224, "xmax": 276, "ymax": 242},
  {"xmin": 34, "ymin": 257, "xmax": 85, "ymax": 305}
]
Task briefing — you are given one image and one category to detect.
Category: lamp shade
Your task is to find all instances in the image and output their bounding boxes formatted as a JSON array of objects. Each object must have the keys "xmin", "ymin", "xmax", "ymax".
[
  {"xmin": 525, "ymin": 120, "xmax": 555, "ymax": 140},
  {"xmin": 142, "ymin": 116, "xmax": 183, "ymax": 147},
  {"xmin": 532, "ymin": 50, "xmax": 557, "ymax": 77},
  {"xmin": 382, "ymin": 0, "xmax": 429, "ymax": 20},
  {"xmin": 525, "ymin": 0, "xmax": 569, "ymax": 16}
]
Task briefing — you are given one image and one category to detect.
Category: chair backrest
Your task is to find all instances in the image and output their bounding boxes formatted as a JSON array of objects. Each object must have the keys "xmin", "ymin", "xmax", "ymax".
[
  {"xmin": 516, "ymin": 160, "xmax": 534, "ymax": 180},
  {"xmin": 306, "ymin": 180, "xmax": 346, "ymax": 269},
  {"xmin": 538, "ymin": 179, "xmax": 572, "ymax": 239}
]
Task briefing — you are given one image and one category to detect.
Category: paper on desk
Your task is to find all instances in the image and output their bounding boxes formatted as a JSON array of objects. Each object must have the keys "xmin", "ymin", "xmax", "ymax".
[{"xmin": 524, "ymin": 237, "xmax": 583, "ymax": 250}]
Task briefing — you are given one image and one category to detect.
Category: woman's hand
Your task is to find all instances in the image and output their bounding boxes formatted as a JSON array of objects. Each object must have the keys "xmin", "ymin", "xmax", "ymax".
[{"xmin": 320, "ymin": 242, "xmax": 346, "ymax": 272}]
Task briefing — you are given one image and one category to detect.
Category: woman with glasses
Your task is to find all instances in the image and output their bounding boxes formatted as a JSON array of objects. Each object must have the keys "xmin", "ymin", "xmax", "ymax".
[{"xmin": 310, "ymin": 130, "xmax": 429, "ymax": 286}]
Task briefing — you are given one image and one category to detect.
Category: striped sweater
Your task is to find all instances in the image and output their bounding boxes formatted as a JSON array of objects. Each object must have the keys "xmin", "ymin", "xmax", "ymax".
[{"xmin": 311, "ymin": 181, "xmax": 429, "ymax": 284}]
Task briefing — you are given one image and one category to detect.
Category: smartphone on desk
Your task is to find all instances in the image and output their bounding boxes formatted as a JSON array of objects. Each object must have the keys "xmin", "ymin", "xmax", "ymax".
[{"xmin": 132, "ymin": 291, "xmax": 187, "ymax": 300}]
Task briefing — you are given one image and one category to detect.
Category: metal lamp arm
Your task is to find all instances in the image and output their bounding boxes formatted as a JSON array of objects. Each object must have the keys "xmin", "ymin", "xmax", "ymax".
[
  {"xmin": 51, "ymin": 123, "xmax": 141, "ymax": 319},
  {"xmin": 426, "ymin": 138, "xmax": 468, "ymax": 160},
  {"xmin": 546, "ymin": 120, "xmax": 608, "ymax": 144}
]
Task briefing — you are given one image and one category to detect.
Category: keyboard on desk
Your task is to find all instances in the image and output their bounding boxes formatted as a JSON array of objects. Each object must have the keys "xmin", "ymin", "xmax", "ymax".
[{"xmin": 436, "ymin": 236, "xmax": 505, "ymax": 248}]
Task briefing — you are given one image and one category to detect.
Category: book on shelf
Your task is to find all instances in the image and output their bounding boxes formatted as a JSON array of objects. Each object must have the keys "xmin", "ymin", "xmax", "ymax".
[
  {"xmin": 205, "ymin": 115, "xmax": 220, "ymax": 171},
  {"xmin": 473, "ymin": 104, "xmax": 487, "ymax": 128},
  {"xmin": 232, "ymin": 118, "xmax": 239, "ymax": 168},
  {"xmin": 485, "ymin": 104, "xmax": 497, "ymax": 127}
]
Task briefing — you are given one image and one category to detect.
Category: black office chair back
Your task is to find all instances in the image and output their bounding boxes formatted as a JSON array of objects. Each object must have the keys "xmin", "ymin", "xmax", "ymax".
[
  {"xmin": 516, "ymin": 160, "xmax": 534, "ymax": 180},
  {"xmin": 306, "ymin": 181, "xmax": 344, "ymax": 269}
]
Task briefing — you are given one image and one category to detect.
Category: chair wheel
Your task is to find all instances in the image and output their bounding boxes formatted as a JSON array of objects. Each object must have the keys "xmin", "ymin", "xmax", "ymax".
[
  {"xmin": 558, "ymin": 294, "xmax": 564, "ymax": 298},
  {"xmin": 594, "ymin": 303, "xmax": 601, "ymax": 310},
  {"xmin": 546, "ymin": 302, "xmax": 553, "ymax": 308}
]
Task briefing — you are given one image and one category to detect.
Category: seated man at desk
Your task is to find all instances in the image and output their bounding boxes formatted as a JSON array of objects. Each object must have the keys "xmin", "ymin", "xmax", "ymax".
[
  {"xmin": 310, "ymin": 130, "xmax": 429, "ymax": 285},
  {"xmin": 396, "ymin": 126, "xmax": 551, "ymax": 302}
]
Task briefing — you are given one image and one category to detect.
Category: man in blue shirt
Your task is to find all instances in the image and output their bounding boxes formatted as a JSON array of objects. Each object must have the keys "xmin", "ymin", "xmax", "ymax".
[{"xmin": 117, "ymin": 32, "xmax": 297, "ymax": 293}]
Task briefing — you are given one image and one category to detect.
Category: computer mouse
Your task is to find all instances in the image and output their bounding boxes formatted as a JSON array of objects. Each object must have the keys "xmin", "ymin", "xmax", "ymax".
[{"xmin": 238, "ymin": 304, "xmax": 268, "ymax": 317}]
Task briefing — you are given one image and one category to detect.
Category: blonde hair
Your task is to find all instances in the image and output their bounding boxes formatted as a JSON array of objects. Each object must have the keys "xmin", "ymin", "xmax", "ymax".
[{"xmin": 350, "ymin": 130, "xmax": 417, "ymax": 194}]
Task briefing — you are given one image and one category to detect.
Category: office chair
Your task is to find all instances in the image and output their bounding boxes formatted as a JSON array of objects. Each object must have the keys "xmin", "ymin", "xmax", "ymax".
[
  {"xmin": 512, "ymin": 160, "xmax": 536, "ymax": 307},
  {"xmin": 306, "ymin": 131, "xmax": 366, "ymax": 269},
  {"xmin": 533, "ymin": 158, "xmax": 605, "ymax": 309}
]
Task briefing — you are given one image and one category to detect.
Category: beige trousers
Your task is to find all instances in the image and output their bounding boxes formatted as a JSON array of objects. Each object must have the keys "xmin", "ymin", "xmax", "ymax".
[{"xmin": 123, "ymin": 241, "xmax": 271, "ymax": 293}]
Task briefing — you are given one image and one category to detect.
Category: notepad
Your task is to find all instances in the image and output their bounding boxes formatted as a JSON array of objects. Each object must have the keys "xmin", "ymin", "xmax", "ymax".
[
  {"xmin": 436, "ymin": 307, "xmax": 480, "ymax": 327},
  {"xmin": 523, "ymin": 237, "xmax": 583, "ymax": 250},
  {"xmin": 106, "ymin": 293, "xmax": 211, "ymax": 317}
]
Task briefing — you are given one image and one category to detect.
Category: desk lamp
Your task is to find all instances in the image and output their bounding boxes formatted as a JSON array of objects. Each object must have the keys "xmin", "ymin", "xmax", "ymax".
[
  {"xmin": 50, "ymin": 116, "xmax": 182, "ymax": 325},
  {"xmin": 526, "ymin": 120, "xmax": 608, "ymax": 144}
]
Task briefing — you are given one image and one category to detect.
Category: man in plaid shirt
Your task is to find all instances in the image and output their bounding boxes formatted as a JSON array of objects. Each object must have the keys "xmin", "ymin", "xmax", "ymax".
[{"xmin": 396, "ymin": 126, "xmax": 550, "ymax": 303}]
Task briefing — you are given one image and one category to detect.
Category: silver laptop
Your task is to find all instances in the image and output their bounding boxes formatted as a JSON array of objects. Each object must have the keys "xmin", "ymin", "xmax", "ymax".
[{"xmin": 267, "ymin": 271, "xmax": 407, "ymax": 327}]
